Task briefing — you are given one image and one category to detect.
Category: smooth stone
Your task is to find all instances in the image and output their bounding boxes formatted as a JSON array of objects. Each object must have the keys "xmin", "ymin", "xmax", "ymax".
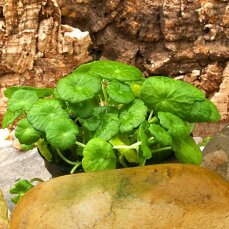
[
  {"xmin": 202, "ymin": 125, "xmax": 229, "ymax": 181},
  {"xmin": 11, "ymin": 164, "xmax": 229, "ymax": 229}
]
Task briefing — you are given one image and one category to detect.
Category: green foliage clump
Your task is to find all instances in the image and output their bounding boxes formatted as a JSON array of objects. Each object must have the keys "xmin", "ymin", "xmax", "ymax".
[{"xmin": 3, "ymin": 60, "xmax": 220, "ymax": 173}]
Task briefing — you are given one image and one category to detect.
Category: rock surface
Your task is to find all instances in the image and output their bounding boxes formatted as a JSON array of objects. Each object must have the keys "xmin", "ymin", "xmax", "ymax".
[
  {"xmin": 0, "ymin": 147, "xmax": 51, "ymax": 211},
  {"xmin": 202, "ymin": 125, "xmax": 229, "ymax": 181},
  {"xmin": 10, "ymin": 164, "xmax": 229, "ymax": 229},
  {"xmin": 0, "ymin": 191, "xmax": 8, "ymax": 229}
]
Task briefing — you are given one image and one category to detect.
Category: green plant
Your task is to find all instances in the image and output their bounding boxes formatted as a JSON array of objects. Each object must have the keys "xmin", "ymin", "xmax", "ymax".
[
  {"xmin": 10, "ymin": 178, "xmax": 43, "ymax": 204},
  {"xmin": 2, "ymin": 60, "xmax": 220, "ymax": 173}
]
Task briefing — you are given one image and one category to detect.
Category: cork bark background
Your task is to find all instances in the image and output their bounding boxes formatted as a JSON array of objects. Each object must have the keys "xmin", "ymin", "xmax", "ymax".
[{"xmin": 0, "ymin": 0, "xmax": 229, "ymax": 136}]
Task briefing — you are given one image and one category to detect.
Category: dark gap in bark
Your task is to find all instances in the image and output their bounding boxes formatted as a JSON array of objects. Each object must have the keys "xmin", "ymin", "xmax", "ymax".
[{"xmin": 0, "ymin": 7, "xmax": 3, "ymax": 19}]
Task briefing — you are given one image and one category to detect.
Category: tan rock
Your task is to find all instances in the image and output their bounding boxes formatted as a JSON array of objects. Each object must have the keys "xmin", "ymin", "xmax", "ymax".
[
  {"xmin": 0, "ymin": 191, "xmax": 8, "ymax": 229},
  {"xmin": 10, "ymin": 164, "xmax": 229, "ymax": 229}
]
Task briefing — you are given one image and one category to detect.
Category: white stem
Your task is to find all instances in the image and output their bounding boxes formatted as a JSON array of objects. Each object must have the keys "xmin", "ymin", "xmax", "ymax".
[{"xmin": 113, "ymin": 141, "xmax": 141, "ymax": 149}]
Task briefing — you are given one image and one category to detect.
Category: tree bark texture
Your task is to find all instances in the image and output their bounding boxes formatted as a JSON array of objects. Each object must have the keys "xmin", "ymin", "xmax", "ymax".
[
  {"xmin": 0, "ymin": 0, "xmax": 92, "ymax": 123},
  {"xmin": 0, "ymin": 0, "xmax": 229, "ymax": 136}
]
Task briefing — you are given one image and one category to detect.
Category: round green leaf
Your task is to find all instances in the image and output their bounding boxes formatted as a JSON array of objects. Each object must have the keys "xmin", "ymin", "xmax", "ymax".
[
  {"xmin": 4, "ymin": 86, "xmax": 53, "ymax": 99},
  {"xmin": 148, "ymin": 124, "xmax": 172, "ymax": 146},
  {"xmin": 172, "ymin": 135, "xmax": 202, "ymax": 165},
  {"xmin": 27, "ymin": 99, "xmax": 69, "ymax": 132},
  {"xmin": 21, "ymin": 144, "xmax": 35, "ymax": 151},
  {"xmin": 82, "ymin": 138, "xmax": 117, "ymax": 172},
  {"xmin": 2, "ymin": 110, "xmax": 21, "ymax": 128},
  {"xmin": 15, "ymin": 119, "xmax": 40, "ymax": 145},
  {"xmin": 140, "ymin": 77, "xmax": 205, "ymax": 120},
  {"xmin": 56, "ymin": 72, "xmax": 101, "ymax": 103},
  {"xmin": 68, "ymin": 99, "xmax": 97, "ymax": 118},
  {"xmin": 106, "ymin": 80, "xmax": 135, "ymax": 104},
  {"xmin": 79, "ymin": 117, "xmax": 102, "ymax": 132},
  {"xmin": 187, "ymin": 99, "xmax": 221, "ymax": 122},
  {"xmin": 95, "ymin": 113, "xmax": 120, "ymax": 141},
  {"xmin": 76, "ymin": 60, "xmax": 143, "ymax": 82},
  {"xmin": 45, "ymin": 118, "xmax": 79, "ymax": 150},
  {"xmin": 78, "ymin": 106, "xmax": 111, "ymax": 132},
  {"xmin": 157, "ymin": 112, "xmax": 190, "ymax": 137},
  {"xmin": 8, "ymin": 89, "xmax": 39, "ymax": 112},
  {"xmin": 120, "ymin": 99, "xmax": 148, "ymax": 133}
]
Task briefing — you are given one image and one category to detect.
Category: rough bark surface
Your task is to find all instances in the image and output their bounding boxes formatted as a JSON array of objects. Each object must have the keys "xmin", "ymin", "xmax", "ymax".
[
  {"xmin": 59, "ymin": 0, "xmax": 229, "ymax": 119},
  {"xmin": 0, "ymin": 0, "xmax": 92, "ymax": 122},
  {"xmin": 0, "ymin": 0, "xmax": 229, "ymax": 132}
]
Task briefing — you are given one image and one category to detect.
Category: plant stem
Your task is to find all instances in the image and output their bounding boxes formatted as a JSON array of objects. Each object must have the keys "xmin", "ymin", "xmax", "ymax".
[
  {"xmin": 30, "ymin": 178, "xmax": 44, "ymax": 183},
  {"xmin": 151, "ymin": 146, "xmax": 171, "ymax": 153},
  {"xmin": 70, "ymin": 162, "xmax": 82, "ymax": 174},
  {"xmin": 113, "ymin": 141, "xmax": 141, "ymax": 149},
  {"xmin": 119, "ymin": 155, "xmax": 128, "ymax": 168},
  {"xmin": 56, "ymin": 149, "xmax": 79, "ymax": 165},
  {"xmin": 139, "ymin": 158, "xmax": 146, "ymax": 166},
  {"xmin": 102, "ymin": 81, "xmax": 108, "ymax": 105},
  {"xmin": 148, "ymin": 116, "xmax": 158, "ymax": 124},
  {"xmin": 148, "ymin": 110, "xmax": 154, "ymax": 121},
  {"xmin": 148, "ymin": 136, "xmax": 155, "ymax": 141},
  {"xmin": 75, "ymin": 141, "xmax": 86, "ymax": 148}
]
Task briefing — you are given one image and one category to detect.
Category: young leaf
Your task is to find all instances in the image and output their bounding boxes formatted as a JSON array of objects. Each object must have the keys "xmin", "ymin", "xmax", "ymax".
[
  {"xmin": 78, "ymin": 106, "xmax": 114, "ymax": 132},
  {"xmin": 109, "ymin": 135, "xmax": 138, "ymax": 163},
  {"xmin": 140, "ymin": 77, "xmax": 205, "ymax": 120},
  {"xmin": 27, "ymin": 99, "xmax": 69, "ymax": 132},
  {"xmin": 79, "ymin": 115, "xmax": 102, "ymax": 132},
  {"xmin": 56, "ymin": 73, "xmax": 101, "ymax": 103},
  {"xmin": 137, "ymin": 122, "xmax": 152, "ymax": 159},
  {"xmin": 95, "ymin": 113, "xmax": 120, "ymax": 141},
  {"xmin": 36, "ymin": 139, "xmax": 53, "ymax": 162},
  {"xmin": 172, "ymin": 135, "xmax": 202, "ymax": 165},
  {"xmin": 21, "ymin": 144, "xmax": 35, "ymax": 151},
  {"xmin": 4, "ymin": 86, "xmax": 53, "ymax": 99},
  {"xmin": 82, "ymin": 138, "xmax": 116, "ymax": 172},
  {"xmin": 187, "ymin": 99, "xmax": 221, "ymax": 122},
  {"xmin": 106, "ymin": 80, "xmax": 135, "ymax": 104},
  {"xmin": 148, "ymin": 124, "xmax": 172, "ymax": 146},
  {"xmin": 2, "ymin": 110, "xmax": 21, "ymax": 128},
  {"xmin": 10, "ymin": 179, "xmax": 34, "ymax": 204},
  {"xmin": 68, "ymin": 99, "xmax": 97, "ymax": 118},
  {"xmin": 157, "ymin": 112, "xmax": 190, "ymax": 137},
  {"xmin": 15, "ymin": 119, "xmax": 41, "ymax": 145},
  {"xmin": 129, "ymin": 81, "xmax": 143, "ymax": 98},
  {"xmin": 8, "ymin": 89, "xmax": 39, "ymax": 112},
  {"xmin": 76, "ymin": 60, "xmax": 143, "ymax": 82},
  {"xmin": 120, "ymin": 99, "xmax": 148, "ymax": 133},
  {"xmin": 45, "ymin": 118, "xmax": 79, "ymax": 150}
]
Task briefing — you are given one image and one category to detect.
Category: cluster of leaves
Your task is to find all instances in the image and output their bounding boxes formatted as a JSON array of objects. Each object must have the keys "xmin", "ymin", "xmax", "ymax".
[
  {"xmin": 2, "ymin": 60, "xmax": 220, "ymax": 173},
  {"xmin": 10, "ymin": 178, "xmax": 43, "ymax": 204}
]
